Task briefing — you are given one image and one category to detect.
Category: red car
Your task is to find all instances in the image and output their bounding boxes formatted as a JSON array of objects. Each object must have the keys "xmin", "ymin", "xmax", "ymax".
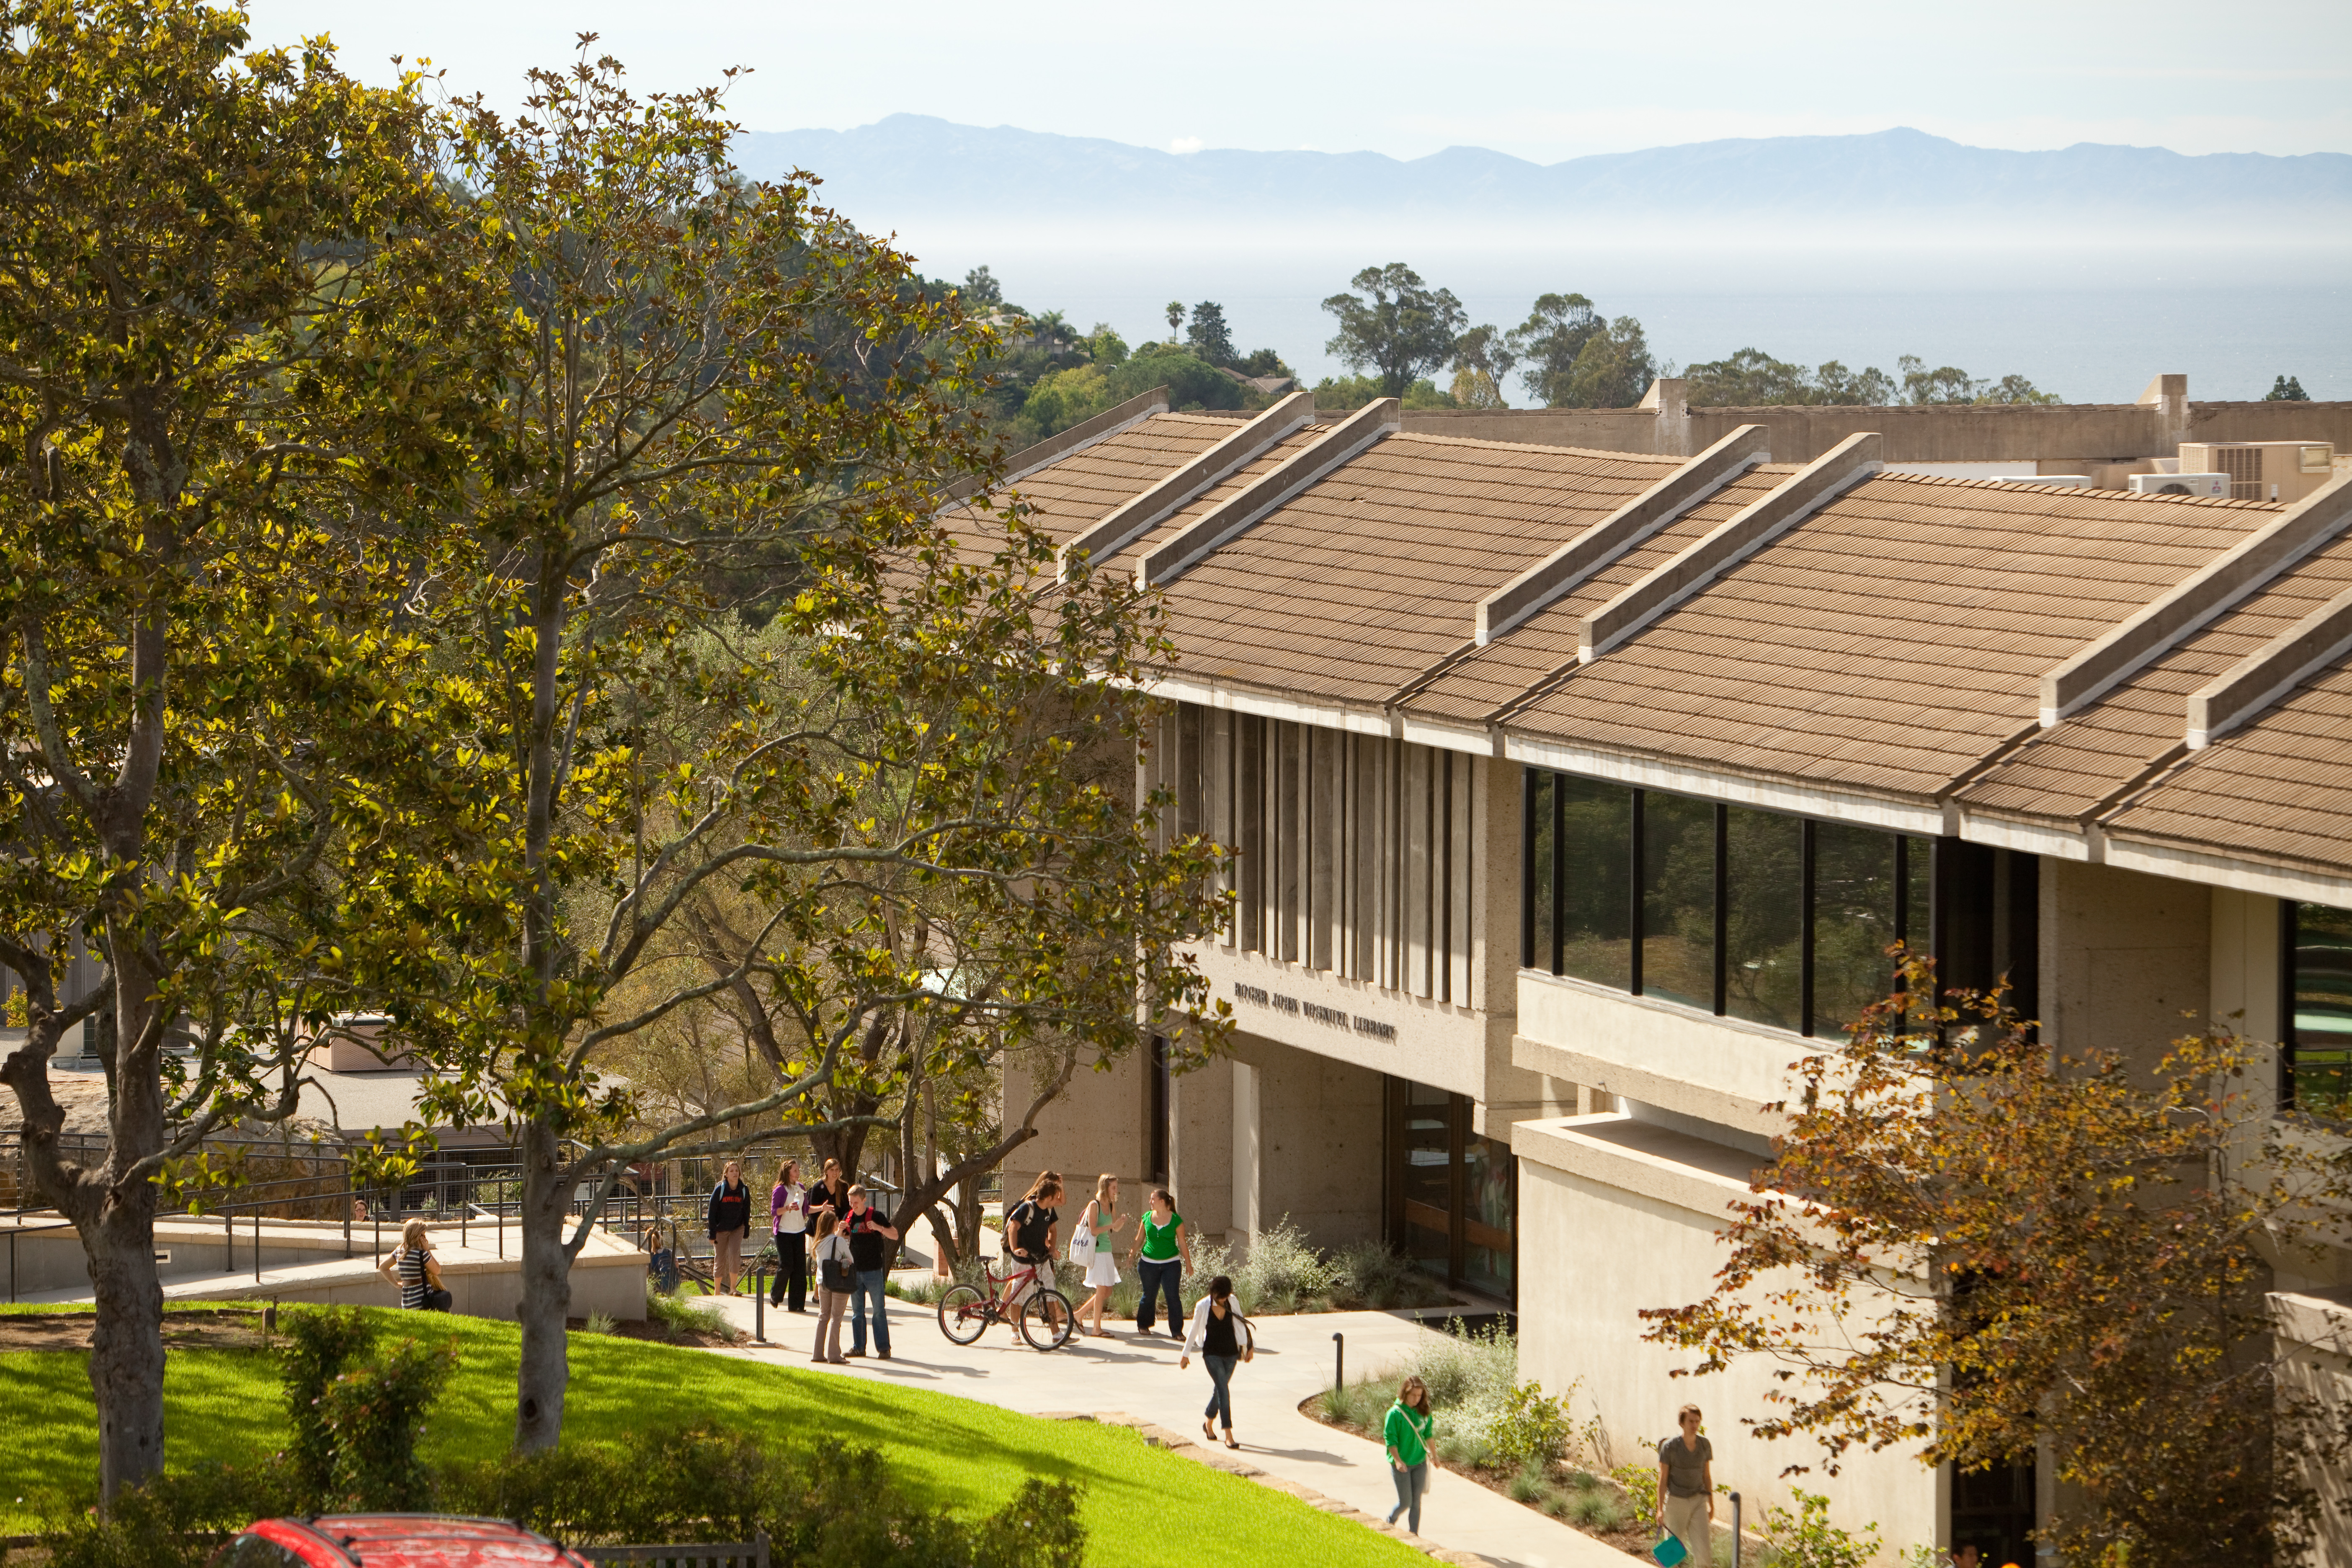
[{"xmin": 209, "ymin": 1515, "xmax": 594, "ymax": 1567}]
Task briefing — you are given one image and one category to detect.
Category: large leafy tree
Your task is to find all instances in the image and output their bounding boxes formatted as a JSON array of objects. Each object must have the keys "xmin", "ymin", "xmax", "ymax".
[
  {"xmin": 1643, "ymin": 959, "xmax": 2352, "ymax": 1567},
  {"xmin": 403, "ymin": 49, "xmax": 1223, "ymax": 1453},
  {"xmin": 1505, "ymin": 291, "xmax": 1604, "ymax": 407},
  {"xmin": 0, "ymin": 0, "xmax": 489, "ymax": 1496},
  {"xmin": 1321, "ymin": 263, "xmax": 1465, "ymax": 399}
]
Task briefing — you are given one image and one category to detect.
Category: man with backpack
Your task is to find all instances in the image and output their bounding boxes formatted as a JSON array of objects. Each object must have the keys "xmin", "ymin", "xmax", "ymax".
[{"xmin": 843, "ymin": 1184, "xmax": 899, "ymax": 1361}]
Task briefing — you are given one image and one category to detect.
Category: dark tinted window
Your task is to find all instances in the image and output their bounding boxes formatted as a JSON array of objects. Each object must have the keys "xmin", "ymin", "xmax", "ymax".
[
  {"xmin": 1640, "ymin": 792, "xmax": 1716, "ymax": 1009},
  {"xmin": 1723, "ymin": 806, "xmax": 1803, "ymax": 1031},
  {"xmin": 1557, "ymin": 777, "xmax": 1633, "ymax": 989},
  {"xmin": 2290, "ymin": 900, "xmax": 2352, "ymax": 1118},
  {"xmin": 1812, "ymin": 822, "xmax": 1901, "ymax": 1037},
  {"xmin": 211, "ymin": 1533, "xmax": 314, "ymax": 1568}
]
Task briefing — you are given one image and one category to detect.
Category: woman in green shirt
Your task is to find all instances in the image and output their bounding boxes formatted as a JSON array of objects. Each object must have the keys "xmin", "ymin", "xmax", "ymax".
[
  {"xmin": 1384, "ymin": 1375, "xmax": 1435, "ymax": 1535},
  {"xmin": 1131, "ymin": 1186, "xmax": 1192, "ymax": 1335}
]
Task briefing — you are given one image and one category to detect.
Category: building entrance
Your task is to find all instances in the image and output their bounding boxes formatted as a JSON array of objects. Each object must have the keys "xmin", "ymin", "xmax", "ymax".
[
  {"xmin": 1383, "ymin": 1078, "xmax": 1514, "ymax": 1302},
  {"xmin": 1950, "ymin": 1457, "xmax": 2035, "ymax": 1565}
]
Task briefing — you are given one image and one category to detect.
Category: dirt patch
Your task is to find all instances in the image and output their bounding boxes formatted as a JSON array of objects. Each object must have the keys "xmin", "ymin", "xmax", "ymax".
[
  {"xmin": 565, "ymin": 1314, "xmax": 742, "ymax": 1349},
  {"xmin": 0, "ymin": 1309, "xmax": 266, "ymax": 1354}
]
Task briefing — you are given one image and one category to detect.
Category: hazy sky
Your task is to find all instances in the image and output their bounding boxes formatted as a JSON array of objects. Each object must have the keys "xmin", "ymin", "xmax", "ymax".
[{"xmin": 244, "ymin": 0, "xmax": 2352, "ymax": 162}]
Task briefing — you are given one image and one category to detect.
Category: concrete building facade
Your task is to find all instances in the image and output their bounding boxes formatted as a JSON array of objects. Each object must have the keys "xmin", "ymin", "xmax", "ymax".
[{"xmin": 965, "ymin": 383, "xmax": 2352, "ymax": 1564}]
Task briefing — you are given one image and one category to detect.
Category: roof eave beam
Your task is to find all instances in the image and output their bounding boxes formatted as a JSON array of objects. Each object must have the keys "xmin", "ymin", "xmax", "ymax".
[
  {"xmin": 1057, "ymin": 390, "xmax": 1316, "ymax": 580},
  {"xmin": 1136, "ymin": 398, "xmax": 1401, "ymax": 588},
  {"xmin": 2185, "ymin": 582, "xmax": 2352, "ymax": 748}
]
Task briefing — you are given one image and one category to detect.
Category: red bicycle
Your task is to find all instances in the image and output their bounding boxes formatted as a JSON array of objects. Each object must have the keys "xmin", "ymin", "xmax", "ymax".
[{"xmin": 936, "ymin": 1256, "xmax": 1074, "ymax": 1351}]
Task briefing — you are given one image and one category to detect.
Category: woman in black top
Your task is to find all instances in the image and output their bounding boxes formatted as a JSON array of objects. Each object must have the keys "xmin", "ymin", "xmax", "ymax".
[
  {"xmin": 807, "ymin": 1157, "xmax": 850, "ymax": 1233},
  {"xmin": 707, "ymin": 1160, "xmax": 753, "ymax": 1296},
  {"xmin": 1179, "ymin": 1274, "xmax": 1254, "ymax": 1449}
]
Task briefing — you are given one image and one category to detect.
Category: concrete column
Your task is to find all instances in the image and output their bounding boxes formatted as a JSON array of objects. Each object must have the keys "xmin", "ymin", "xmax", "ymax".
[
  {"xmin": 1168, "ymin": 1055, "xmax": 1234, "ymax": 1240},
  {"xmin": 2042, "ymin": 859, "xmax": 2211, "ymax": 1072},
  {"xmin": 1001, "ymin": 1046, "xmax": 1152, "ymax": 1210},
  {"xmin": 1230, "ymin": 1059, "xmax": 1261, "ymax": 1239}
]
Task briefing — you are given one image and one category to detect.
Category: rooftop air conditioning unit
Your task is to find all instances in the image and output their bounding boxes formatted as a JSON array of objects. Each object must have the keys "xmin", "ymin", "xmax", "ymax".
[{"xmin": 2130, "ymin": 472, "xmax": 2230, "ymax": 498}]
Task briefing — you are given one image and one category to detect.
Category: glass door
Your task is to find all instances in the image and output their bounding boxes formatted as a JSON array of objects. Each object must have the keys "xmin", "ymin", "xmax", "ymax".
[{"xmin": 1385, "ymin": 1076, "xmax": 1515, "ymax": 1301}]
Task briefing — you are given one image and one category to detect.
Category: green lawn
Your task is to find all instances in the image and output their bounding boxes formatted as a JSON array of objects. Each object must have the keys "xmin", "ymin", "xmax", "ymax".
[{"xmin": 0, "ymin": 1304, "xmax": 1421, "ymax": 1568}]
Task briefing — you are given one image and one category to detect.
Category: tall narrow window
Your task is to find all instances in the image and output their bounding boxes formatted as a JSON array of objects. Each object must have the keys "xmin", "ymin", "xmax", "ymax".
[
  {"xmin": 2286, "ymin": 900, "xmax": 2352, "ymax": 1119},
  {"xmin": 1812, "ymin": 821, "xmax": 1900, "ymax": 1037},
  {"xmin": 1723, "ymin": 805, "xmax": 1804, "ymax": 1030},
  {"xmin": 1148, "ymin": 1034, "xmax": 1171, "ymax": 1183},
  {"xmin": 1558, "ymin": 777, "xmax": 1634, "ymax": 989},
  {"xmin": 1524, "ymin": 770, "xmax": 1554, "ymax": 972},
  {"xmin": 1640, "ymin": 791, "xmax": 1715, "ymax": 1008}
]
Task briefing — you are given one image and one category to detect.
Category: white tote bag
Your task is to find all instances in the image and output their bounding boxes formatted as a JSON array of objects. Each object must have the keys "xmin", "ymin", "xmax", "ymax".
[{"xmin": 1067, "ymin": 1205, "xmax": 1096, "ymax": 1266}]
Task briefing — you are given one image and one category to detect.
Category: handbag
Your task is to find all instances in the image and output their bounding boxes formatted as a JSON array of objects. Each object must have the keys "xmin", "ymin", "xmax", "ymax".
[
  {"xmin": 1067, "ymin": 1207, "xmax": 1096, "ymax": 1266},
  {"xmin": 424, "ymin": 1287, "xmax": 454, "ymax": 1313},
  {"xmin": 819, "ymin": 1240, "xmax": 855, "ymax": 1292},
  {"xmin": 1652, "ymin": 1526, "xmax": 1689, "ymax": 1568}
]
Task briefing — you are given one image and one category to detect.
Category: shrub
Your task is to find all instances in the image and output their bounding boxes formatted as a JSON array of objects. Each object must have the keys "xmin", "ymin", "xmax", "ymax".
[
  {"xmin": 970, "ymin": 1477, "xmax": 1085, "ymax": 1568},
  {"xmin": 1571, "ymin": 1486, "xmax": 1629, "ymax": 1532},
  {"xmin": 37, "ymin": 1462, "xmax": 301, "ymax": 1568},
  {"xmin": 1758, "ymin": 1488, "xmax": 1881, "ymax": 1568},
  {"xmin": 316, "ymin": 1335, "xmax": 459, "ymax": 1510},
  {"xmin": 647, "ymin": 1289, "xmax": 736, "ymax": 1341},
  {"xmin": 1435, "ymin": 1431, "xmax": 1495, "ymax": 1469},
  {"xmin": 279, "ymin": 1306, "xmax": 382, "ymax": 1499},
  {"xmin": 1490, "ymin": 1380, "xmax": 1571, "ymax": 1468},
  {"xmin": 1237, "ymin": 1217, "xmax": 1335, "ymax": 1310},
  {"xmin": 1325, "ymin": 1241, "xmax": 1446, "ymax": 1309},
  {"xmin": 1507, "ymin": 1461, "xmax": 1547, "ymax": 1504},
  {"xmin": 1612, "ymin": 1460, "xmax": 1660, "ymax": 1520}
]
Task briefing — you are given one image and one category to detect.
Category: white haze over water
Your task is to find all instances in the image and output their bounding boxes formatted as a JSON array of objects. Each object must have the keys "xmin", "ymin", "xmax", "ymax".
[{"xmin": 880, "ymin": 222, "xmax": 2352, "ymax": 405}]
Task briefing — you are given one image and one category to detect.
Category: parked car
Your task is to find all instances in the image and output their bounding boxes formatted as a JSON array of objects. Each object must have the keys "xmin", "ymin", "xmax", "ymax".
[{"xmin": 209, "ymin": 1515, "xmax": 592, "ymax": 1567}]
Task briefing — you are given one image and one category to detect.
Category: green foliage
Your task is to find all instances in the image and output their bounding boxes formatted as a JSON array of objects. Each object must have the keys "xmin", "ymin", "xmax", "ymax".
[
  {"xmin": 1569, "ymin": 1484, "xmax": 1630, "ymax": 1532},
  {"xmin": 278, "ymin": 1307, "xmax": 381, "ymax": 1499},
  {"xmin": 1559, "ymin": 316, "xmax": 1656, "ymax": 408},
  {"xmin": 1506, "ymin": 1461, "xmax": 1547, "ymax": 1503},
  {"xmin": 1757, "ymin": 1488, "xmax": 1881, "ymax": 1568},
  {"xmin": 1684, "ymin": 348, "xmax": 1896, "ymax": 407},
  {"xmin": 1505, "ymin": 292, "xmax": 1604, "ymax": 406},
  {"xmin": 36, "ymin": 1462, "xmax": 300, "ymax": 1568},
  {"xmin": 2267, "ymin": 374, "xmax": 2310, "ymax": 401},
  {"xmin": 1020, "ymin": 350, "xmax": 1246, "ymax": 439},
  {"xmin": 1186, "ymin": 300, "xmax": 1237, "ymax": 366},
  {"xmin": 1323, "ymin": 263, "xmax": 1467, "ymax": 397},
  {"xmin": 1310, "ymin": 374, "xmax": 1456, "ymax": 412},
  {"xmin": 1611, "ymin": 1460, "xmax": 1660, "ymax": 1519},
  {"xmin": 316, "ymin": 1336, "xmax": 459, "ymax": 1511},
  {"xmin": 1490, "ymin": 1380, "xmax": 1571, "ymax": 1468},
  {"xmin": 646, "ymin": 1291, "xmax": 736, "ymax": 1341}
]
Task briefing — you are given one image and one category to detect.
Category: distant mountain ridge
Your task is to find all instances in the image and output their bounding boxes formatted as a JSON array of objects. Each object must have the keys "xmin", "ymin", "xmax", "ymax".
[{"xmin": 735, "ymin": 117, "xmax": 2352, "ymax": 222}]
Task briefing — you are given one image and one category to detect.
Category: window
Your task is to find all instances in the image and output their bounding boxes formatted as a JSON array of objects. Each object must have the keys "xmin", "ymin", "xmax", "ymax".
[
  {"xmin": 1521, "ymin": 769, "xmax": 2031, "ymax": 1039},
  {"xmin": 2283, "ymin": 900, "xmax": 2352, "ymax": 1118}
]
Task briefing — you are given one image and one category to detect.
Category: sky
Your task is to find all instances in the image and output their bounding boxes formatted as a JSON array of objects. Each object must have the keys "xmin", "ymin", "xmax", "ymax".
[{"xmin": 244, "ymin": 0, "xmax": 2352, "ymax": 163}]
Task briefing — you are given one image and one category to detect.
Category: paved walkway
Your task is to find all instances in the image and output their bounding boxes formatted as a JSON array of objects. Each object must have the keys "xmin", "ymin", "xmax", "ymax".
[{"xmin": 694, "ymin": 1287, "xmax": 1629, "ymax": 1568}]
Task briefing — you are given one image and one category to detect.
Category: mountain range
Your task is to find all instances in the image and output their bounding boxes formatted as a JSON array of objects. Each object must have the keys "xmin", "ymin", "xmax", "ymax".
[{"xmin": 736, "ymin": 117, "xmax": 2352, "ymax": 224}]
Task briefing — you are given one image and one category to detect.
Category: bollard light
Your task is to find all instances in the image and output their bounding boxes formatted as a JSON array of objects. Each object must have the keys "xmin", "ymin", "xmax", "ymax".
[{"xmin": 1331, "ymin": 1331, "xmax": 1344, "ymax": 1393}]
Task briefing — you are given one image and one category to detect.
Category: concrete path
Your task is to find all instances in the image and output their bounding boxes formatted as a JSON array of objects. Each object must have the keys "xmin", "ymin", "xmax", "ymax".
[{"xmin": 693, "ymin": 1289, "xmax": 1630, "ymax": 1568}]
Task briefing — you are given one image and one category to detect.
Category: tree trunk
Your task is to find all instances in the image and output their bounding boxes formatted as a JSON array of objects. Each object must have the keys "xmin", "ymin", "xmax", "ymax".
[
  {"xmin": 513, "ymin": 1119, "xmax": 573, "ymax": 1454},
  {"xmin": 85, "ymin": 1184, "xmax": 165, "ymax": 1497}
]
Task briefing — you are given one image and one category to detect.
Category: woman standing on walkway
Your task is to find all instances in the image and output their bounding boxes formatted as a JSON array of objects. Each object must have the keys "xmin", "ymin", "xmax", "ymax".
[
  {"xmin": 1178, "ymin": 1274, "xmax": 1253, "ymax": 1448},
  {"xmin": 1656, "ymin": 1403, "xmax": 1716, "ymax": 1567},
  {"xmin": 1073, "ymin": 1173, "xmax": 1132, "ymax": 1337},
  {"xmin": 769, "ymin": 1158, "xmax": 809, "ymax": 1313},
  {"xmin": 377, "ymin": 1218, "xmax": 449, "ymax": 1311},
  {"xmin": 1384, "ymin": 1375, "xmax": 1435, "ymax": 1535},
  {"xmin": 809, "ymin": 1210, "xmax": 851, "ymax": 1364},
  {"xmin": 707, "ymin": 1159, "xmax": 753, "ymax": 1295},
  {"xmin": 808, "ymin": 1156, "xmax": 849, "ymax": 1232},
  {"xmin": 1132, "ymin": 1186, "xmax": 1192, "ymax": 1336}
]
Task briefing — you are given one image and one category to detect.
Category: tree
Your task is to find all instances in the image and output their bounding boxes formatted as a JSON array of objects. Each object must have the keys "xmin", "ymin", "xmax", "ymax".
[
  {"xmin": 1165, "ymin": 299, "xmax": 1185, "ymax": 342},
  {"xmin": 1973, "ymin": 372, "xmax": 2061, "ymax": 406},
  {"xmin": 406, "ymin": 49, "xmax": 1225, "ymax": 1454},
  {"xmin": 1449, "ymin": 325, "xmax": 1516, "ymax": 409},
  {"xmin": 1897, "ymin": 355, "xmax": 1978, "ymax": 405},
  {"xmin": 2267, "ymin": 374, "xmax": 2311, "ymax": 402},
  {"xmin": 1560, "ymin": 316, "xmax": 1657, "ymax": 408},
  {"xmin": 1812, "ymin": 361, "xmax": 1897, "ymax": 406},
  {"xmin": 1185, "ymin": 301, "xmax": 1235, "ymax": 368},
  {"xmin": 962, "ymin": 266, "xmax": 1003, "ymax": 309},
  {"xmin": 1683, "ymin": 351, "xmax": 1898, "ymax": 407},
  {"xmin": 1505, "ymin": 292, "xmax": 1604, "ymax": 407},
  {"xmin": 0, "ymin": 0, "xmax": 485, "ymax": 1497},
  {"xmin": 1643, "ymin": 956, "xmax": 2352, "ymax": 1568},
  {"xmin": 1322, "ymin": 264, "xmax": 1466, "ymax": 399}
]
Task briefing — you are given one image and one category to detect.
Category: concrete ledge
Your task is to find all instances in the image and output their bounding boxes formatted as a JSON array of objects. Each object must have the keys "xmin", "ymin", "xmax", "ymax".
[
  {"xmin": 1059, "ymin": 391, "xmax": 1315, "ymax": 577},
  {"xmin": 1581, "ymin": 431, "xmax": 1881, "ymax": 659},
  {"xmin": 1514, "ymin": 969, "xmax": 1810, "ymax": 1137},
  {"xmin": 1509, "ymin": 1112, "xmax": 1768, "ymax": 1222},
  {"xmin": 939, "ymin": 386, "xmax": 1170, "ymax": 504},
  {"xmin": 2187, "ymin": 581, "xmax": 2352, "ymax": 747},
  {"xmin": 2042, "ymin": 469, "xmax": 2352, "ymax": 723},
  {"xmin": 1475, "ymin": 424, "xmax": 1768, "ymax": 645}
]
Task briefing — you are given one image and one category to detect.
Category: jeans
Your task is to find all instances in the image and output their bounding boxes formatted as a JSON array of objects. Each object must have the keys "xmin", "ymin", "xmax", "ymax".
[
  {"xmin": 850, "ymin": 1267, "xmax": 890, "ymax": 1354},
  {"xmin": 1202, "ymin": 1353, "xmax": 1238, "ymax": 1431},
  {"xmin": 770, "ymin": 1231, "xmax": 806, "ymax": 1311},
  {"xmin": 1663, "ymin": 1492, "xmax": 1715, "ymax": 1567},
  {"xmin": 1388, "ymin": 1460, "xmax": 1428, "ymax": 1534},
  {"xmin": 1136, "ymin": 1258, "xmax": 1183, "ymax": 1332}
]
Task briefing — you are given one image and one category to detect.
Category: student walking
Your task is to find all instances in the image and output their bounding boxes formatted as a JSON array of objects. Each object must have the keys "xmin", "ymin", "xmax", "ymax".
[
  {"xmin": 843, "ymin": 1184, "xmax": 899, "ymax": 1361},
  {"xmin": 1656, "ymin": 1403, "xmax": 1717, "ymax": 1567},
  {"xmin": 1132, "ymin": 1186, "xmax": 1191, "ymax": 1335},
  {"xmin": 1384, "ymin": 1375, "xmax": 1435, "ymax": 1535},
  {"xmin": 769, "ymin": 1159, "xmax": 809, "ymax": 1313},
  {"xmin": 707, "ymin": 1160, "xmax": 753, "ymax": 1295},
  {"xmin": 809, "ymin": 1211, "xmax": 850, "ymax": 1364},
  {"xmin": 1073, "ymin": 1173, "xmax": 1132, "ymax": 1337},
  {"xmin": 1178, "ymin": 1275, "xmax": 1253, "ymax": 1447},
  {"xmin": 377, "ymin": 1219, "xmax": 450, "ymax": 1312},
  {"xmin": 1001, "ymin": 1172, "xmax": 1063, "ymax": 1309}
]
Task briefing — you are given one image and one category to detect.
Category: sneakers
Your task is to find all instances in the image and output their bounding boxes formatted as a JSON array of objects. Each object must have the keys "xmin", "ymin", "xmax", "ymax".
[
  {"xmin": 844, "ymin": 1348, "xmax": 867, "ymax": 1358},
  {"xmin": 877, "ymin": 1350, "xmax": 893, "ymax": 1361}
]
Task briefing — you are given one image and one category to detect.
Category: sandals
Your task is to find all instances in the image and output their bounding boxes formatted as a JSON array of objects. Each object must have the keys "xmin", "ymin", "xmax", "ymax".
[
  {"xmin": 1224, "ymin": 1436, "xmax": 1240, "ymax": 1449},
  {"xmin": 1202, "ymin": 1420, "xmax": 1217, "ymax": 1442}
]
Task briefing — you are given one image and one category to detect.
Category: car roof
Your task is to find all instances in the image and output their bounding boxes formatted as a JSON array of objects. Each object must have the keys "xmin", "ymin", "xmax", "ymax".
[{"xmin": 257, "ymin": 1516, "xmax": 588, "ymax": 1567}]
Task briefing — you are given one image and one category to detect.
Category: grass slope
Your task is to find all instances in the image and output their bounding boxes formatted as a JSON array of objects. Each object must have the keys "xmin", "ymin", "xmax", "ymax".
[{"xmin": 0, "ymin": 1305, "xmax": 1422, "ymax": 1568}]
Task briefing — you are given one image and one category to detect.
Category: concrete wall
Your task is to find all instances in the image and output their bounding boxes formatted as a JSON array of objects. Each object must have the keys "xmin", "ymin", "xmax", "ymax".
[
  {"xmin": 2042, "ymin": 859, "xmax": 2212, "ymax": 1072},
  {"xmin": 1000, "ymin": 1042, "xmax": 1153, "ymax": 1215},
  {"xmin": 1170, "ymin": 1053, "xmax": 1234, "ymax": 1239},
  {"xmin": 1403, "ymin": 395, "xmax": 2352, "ymax": 465},
  {"xmin": 1514, "ymin": 1118, "xmax": 1939, "ymax": 1559},
  {"xmin": 1515, "ymin": 970, "xmax": 1797, "ymax": 1139},
  {"xmin": 2275, "ymin": 1289, "xmax": 2352, "ymax": 1568},
  {"xmin": 1227, "ymin": 1032, "xmax": 1382, "ymax": 1247}
]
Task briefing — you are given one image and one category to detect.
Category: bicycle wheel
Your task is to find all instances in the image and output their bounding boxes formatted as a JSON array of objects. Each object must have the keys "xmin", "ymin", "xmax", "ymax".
[
  {"xmin": 1020, "ymin": 1287, "xmax": 1074, "ymax": 1351},
  {"xmin": 937, "ymin": 1284, "xmax": 990, "ymax": 1345}
]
